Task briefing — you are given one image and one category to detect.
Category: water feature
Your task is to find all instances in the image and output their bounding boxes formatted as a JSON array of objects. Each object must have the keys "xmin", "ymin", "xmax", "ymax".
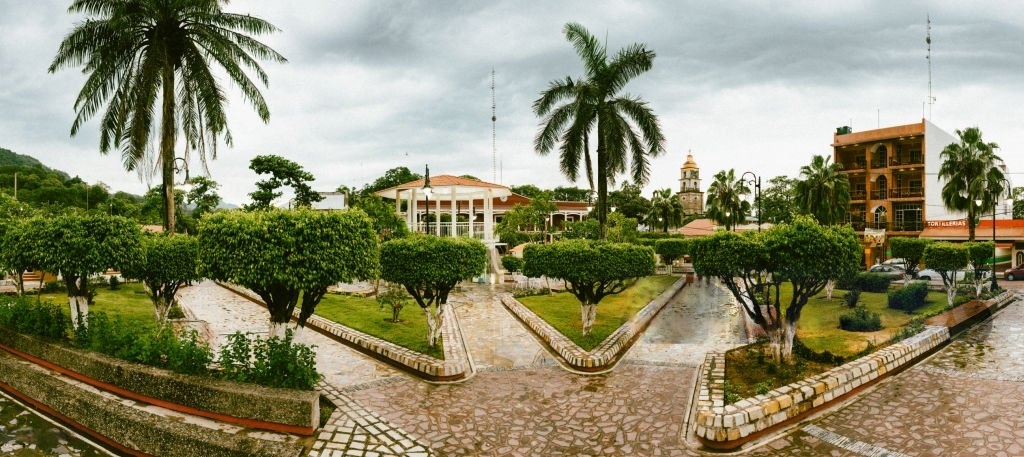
[{"xmin": 0, "ymin": 393, "xmax": 110, "ymax": 456}]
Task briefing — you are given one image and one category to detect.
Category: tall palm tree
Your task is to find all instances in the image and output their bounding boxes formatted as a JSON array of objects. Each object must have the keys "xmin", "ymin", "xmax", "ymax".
[
  {"xmin": 534, "ymin": 22, "xmax": 665, "ymax": 238},
  {"xmin": 49, "ymin": 0, "xmax": 286, "ymax": 233},
  {"xmin": 705, "ymin": 169, "xmax": 750, "ymax": 231},
  {"xmin": 794, "ymin": 155, "xmax": 850, "ymax": 225},
  {"xmin": 648, "ymin": 188, "xmax": 682, "ymax": 232},
  {"xmin": 938, "ymin": 127, "xmax": 1007, "ymax": 241}
]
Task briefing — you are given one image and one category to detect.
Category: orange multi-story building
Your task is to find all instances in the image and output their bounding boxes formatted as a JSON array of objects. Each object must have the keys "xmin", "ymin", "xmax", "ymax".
[{"xmin": 832, "ymin": 119, "xmax": 957, "ymax": 265}]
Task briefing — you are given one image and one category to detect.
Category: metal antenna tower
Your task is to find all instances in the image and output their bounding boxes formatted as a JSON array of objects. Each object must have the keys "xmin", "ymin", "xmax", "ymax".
[
  {"xmin": 491, "ymin": 69, "xmax": 498, "ymax": 183},
  {"xmin": 926, "ymin": 14, "xmax": 936, "ymax": 119}
]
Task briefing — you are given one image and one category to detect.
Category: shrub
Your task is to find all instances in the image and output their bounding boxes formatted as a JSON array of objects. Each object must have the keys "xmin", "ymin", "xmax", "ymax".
[
  {"xmin": 792, "ymin": 338, "xmax": 845, "ymax": 365},
  {"xmin": 108, "ymin": 275, "xmax": 121, "ymax": 290},
  {"xmin": 0, "ymin": 296, "xmax": 70, "ymax": 340},
  {"xmin": 890, "ymin": 317, "xmax": 926, "ymax": 343},
  {"xmin": 839, "ymin": 306, "xmax": 883, "ymax": 332},
  {"xmin": 501, "ymin": 255, "xmax": 525, "ymax": 273},
  {"xmin": 839, "ymin": 272, "xmax": 891, "ymax": 293},
  {"xmin": 887, "ymin": 281, "xmax": 929, "ymax": 311},
  {"xmin": 654, "ymin": 238, "xmax": 689, "ymax": 266},
  {"xmin": 843, "ymin": 288, "xmax": 861, "ymax": 308},
  {"xmin": 41, "ymin": 280, "xmax": 64, "ymax": 293},
  {"xmin": 218, "ymin": 330, "xmax": 319, "ymax": 390}
]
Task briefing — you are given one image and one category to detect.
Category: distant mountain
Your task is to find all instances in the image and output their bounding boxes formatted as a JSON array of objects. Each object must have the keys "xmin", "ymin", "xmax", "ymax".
[{"xmin": 0, "ymin": 146, "xmax": 69, "ymax": 179}]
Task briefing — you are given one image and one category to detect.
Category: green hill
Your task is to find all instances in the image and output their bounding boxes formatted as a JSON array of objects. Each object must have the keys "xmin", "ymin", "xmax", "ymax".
[{"xmin": 0, "ymin": 146, "xmax": 68, "ymax": 179}]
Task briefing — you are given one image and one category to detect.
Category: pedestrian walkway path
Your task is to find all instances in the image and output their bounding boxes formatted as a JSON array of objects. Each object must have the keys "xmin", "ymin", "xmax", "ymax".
[
  {"xmin": 176, "ymin": 281, "xmax": 429, "ymax": 456},
  {"xmin": 445, "ymin": 284, "xmax": 555, "ymax": 371}
]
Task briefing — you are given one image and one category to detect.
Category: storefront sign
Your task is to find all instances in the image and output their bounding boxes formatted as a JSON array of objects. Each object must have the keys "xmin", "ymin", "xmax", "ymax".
[{"xmin": 925, "ymin": 220, "xmax": 967, "ymax": 228}]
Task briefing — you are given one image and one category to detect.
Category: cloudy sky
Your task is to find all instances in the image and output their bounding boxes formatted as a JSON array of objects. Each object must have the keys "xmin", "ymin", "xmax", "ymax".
[{"xmin": 2, "ymin": 1, "xmax": 1023, "ymax": 205}]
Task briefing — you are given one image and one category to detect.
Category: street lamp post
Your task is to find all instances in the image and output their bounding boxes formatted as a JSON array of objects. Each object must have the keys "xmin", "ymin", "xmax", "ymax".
[
  {"xmin": 422, "ymin": 165, "xmax": 432, "ymax": 235},
  {"xmin": 741, "ymin": 171, "xmax": 762, "ymax": 232}
]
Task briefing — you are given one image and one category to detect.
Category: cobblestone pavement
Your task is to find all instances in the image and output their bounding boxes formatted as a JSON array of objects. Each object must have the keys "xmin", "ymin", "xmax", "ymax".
[
  {"xmin": 345, "ymin": 280, "xmax": 745, "ymax": 457},
  {"xmin": 748, "ymin": 289, "xmax": 1024, "ymax": 457}
]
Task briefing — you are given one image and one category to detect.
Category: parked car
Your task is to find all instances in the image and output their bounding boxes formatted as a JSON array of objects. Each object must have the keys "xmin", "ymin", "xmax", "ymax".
[
  {"xmin": 868, "ymin": 264, "xmax": 905, "ymax": 281},
  {"xmin": 1005, "ymin": 266, "xmax": 1024, "ymax": 281},
  {"xmin": 916, "ymin": 268, "xmax": 989, "ymax": 287}
]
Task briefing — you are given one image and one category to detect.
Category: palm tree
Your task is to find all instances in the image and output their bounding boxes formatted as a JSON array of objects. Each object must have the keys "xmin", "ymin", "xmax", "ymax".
[
  {"xmin": 705, "ymin": 169, "xmax": 750, "ymax": 231},
  {"xmin": 49, "ymin": 0, "xmax": 286, "ymax": 234},
  {"xmin": 938, "ymin": 127, "xmax": 1007, "ymax": 241},
  {"xmin": 534, "ymin": 22, "xmax": 665, "ymax": 238},
  {"xmin": 648, "ymin": 188, "xmax": 682, "ymax": 232},
  {"xmin": 794, "ymin": 155, "xmax": 850, "ymax": 225}
]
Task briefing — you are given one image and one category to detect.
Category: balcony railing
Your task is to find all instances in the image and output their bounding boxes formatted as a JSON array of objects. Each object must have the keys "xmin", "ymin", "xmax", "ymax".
[
  {"xmin": 870, "ymin": 160, "xmax": 887, "ymax": 168},
  {"xmin": 867, "ymin": 220, "xmax": 888, "ymax": 230},
  {"xmin": 870, "ymin": 188, "xmax": 888, "ymax": 200},
  {"xmin": 839, "ymin": 160, "xmax": 867, "ymax": 171},
  {"xmin": 415, "ymin": 222, "xmax": 488, "ymax": 239},
  {"xmin": 891, "ymin": 220, "xmax": 924, "ymax": 232},
  {"xmin": 889, "ymin": 188, "xmax": 924, "ymax": 199},
  {"xmin": 848, "ymin": 220, "xmax": 866, "ymax": 231},
  {"xmin": 850, "ymin": 191, "xmax": 867, "ymax": 201},
  {"xmin": 889, "ymin": 156, "xmax": 924, "ymax": 167}
]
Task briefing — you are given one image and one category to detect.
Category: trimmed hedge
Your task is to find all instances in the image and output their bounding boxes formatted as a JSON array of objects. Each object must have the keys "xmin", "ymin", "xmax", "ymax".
[
  {"xmin": 888, "ymin": 281, "xmax": 929, "ymax": 312},
  {"xmin": 501, "ymin": 255, "xmax": 525, "ymax": 273},
  {"xmin": 838, "ymin": 272, "xmax": 891, "ymax": 293},
  {"xmin": 839, "ymin": 306, "xmax": 882, "ymax": 332},
  {"xmin": 654, "ymin": 238, "xmax": 689, "ymax": 266}
]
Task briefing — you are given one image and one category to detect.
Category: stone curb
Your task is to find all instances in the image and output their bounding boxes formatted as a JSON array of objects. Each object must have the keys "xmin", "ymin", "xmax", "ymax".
[
  {"xmin": 693, "ymin": 290, "xmax": 1020, "ymax": 451},
  {"xmin": 216, "ymin": 282, "xmax": 470, "ymax": 382},
  {"xmin": 500, "ymin": 276, "xmax": 686, "ymax": 372}
]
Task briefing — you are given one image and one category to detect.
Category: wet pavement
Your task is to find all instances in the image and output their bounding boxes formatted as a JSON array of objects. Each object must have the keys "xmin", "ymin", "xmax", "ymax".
[{"xmin": 0, "ymin": 393, "xmax": 110, "ymax": 457}]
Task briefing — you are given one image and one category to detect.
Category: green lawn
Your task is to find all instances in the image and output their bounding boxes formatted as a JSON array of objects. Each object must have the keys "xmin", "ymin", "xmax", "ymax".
[
  {"xmin": 517, "ymin": 275, "xmax": 679, "ymax": 350},
  {"xmin": 793, "ymin": 285, "xmax": 948, "ymax": 357},
  {"xmin": 314, "ymin": 292, "xmax": 443, "ymax": 359},
  {"xmin": 36, "ymin": 281, "xmax": 159, "ymax": 331}
]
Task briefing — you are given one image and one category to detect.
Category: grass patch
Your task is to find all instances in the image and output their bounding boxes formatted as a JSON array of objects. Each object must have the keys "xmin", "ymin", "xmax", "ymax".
[
  {"xmin": 724, "ymin": 343, "xmax": 836, "ymax": 402},
  {"xmin": 517, "ymin": 275, "xmax": 679, "ymax": 351},
  {"xmin": 799, "ymin": 288, "xmax": 948, "ymax": 356},
  {"xmin": 314, "ymin": 292, "xmax": 443, "ymax": 359},
  {"xmin": 35, "ymin": 281, "xmax": 158, "ymax": 331}
]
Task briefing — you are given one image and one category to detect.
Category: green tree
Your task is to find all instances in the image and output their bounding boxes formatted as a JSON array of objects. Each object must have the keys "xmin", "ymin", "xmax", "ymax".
[
  {"xmin": 360, "ymin": 166, "xmax": 422, "ymax": 196},
  {"xmin": 49, "ymin": 0, "xmax": 286, "ymax": 234},
  {"xmin": 120, "ymin": 234, "xmax": 201, "ymax": 325},
  {"xmin": 648, "ymin": 188, "xmax": 682, "ymax": 232},
  {"xmin": 607, "ymin": 181, "xmax": 652, "ymax": 223},
  {"xmin": 185, "ymin": 177, "xmax": 222, "ymax": 220},
  {"xmin": 523, "ymin": 240, "xmax": 655, "ymax": 335},
  {"xmin": 759, "ymin": 176, "xmax": 797, "ymax": 224},
  {"xmin": 533, "ymin": 22, "xmax": 665, "ymax": 238},
  {"xmin": 888, "ymin": 237, "xmax": 932, "ymax": 280},
  {"xmin": 654, "ymin": 238, "xmax": 689, "ymax": 266},
  {"xmin": 938, "ymin": 127, "xmax": 1007, "ymax": 241},
  {"xmin": 923, "ymin": 242, "xmax": 969, "ymax": 307},
  {"xmin": 1012, "ymin": 186, "xmax": 1024, "ymax": 219},
  {"xmin": 246, "ymin": 155, "xmax": 324, "ymax": 210},
  {"xmin": 691, "ymin": 216, "xmax": 860, "ymax": 362},
  {"xmin": 705, "ymin": 169, "xmax": 750, "ymax": 231},
  {"xmin": 552, "ymin": 186, "xmax": 591, "ymax": 202},
  {"xmin": 351, "ymin": 195, "xmax": 410, "ymax": 241},
  {"xmin": 509, "ymin": 184, "xmax": 545, "ymax": 199},
  {"xmin": 0, "ymin": 195, "xmax": 37, "ymax": 295},
  {"xmin": 380, "ymin": 236, "xmax": 486, "ymax": 346},
  {"xmin": 794, "ymin": 155, "xmax": 850, "ymax": 225},
  {"xmin": 963, "ymin": 240, "xmax": 995, "ymax": 296},
  {"xmin": 199, "ymin": 208, "xmax": 380, "ymax": 336},
  {"xmin": 35, "ymin": 214, "xmax": 143, "ymax": 327}
]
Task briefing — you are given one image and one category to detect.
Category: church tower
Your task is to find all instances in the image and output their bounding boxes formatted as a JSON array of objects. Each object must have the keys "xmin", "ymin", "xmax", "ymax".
[{"xmin": 678, "ymin": 150, "xmax": 704, "ymax": 216}]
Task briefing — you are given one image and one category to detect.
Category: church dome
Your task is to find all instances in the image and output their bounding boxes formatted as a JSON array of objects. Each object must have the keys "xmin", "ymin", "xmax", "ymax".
[{"xmin": 682, "ymin": 150, "xmax": 698, "ymax": 170}]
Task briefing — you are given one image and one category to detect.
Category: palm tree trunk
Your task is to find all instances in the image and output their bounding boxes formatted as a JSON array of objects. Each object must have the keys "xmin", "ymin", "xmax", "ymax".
[
  {"xmin": 161, "ymin": 65, "xmax": 177, "ymax": 234},
  {"xmin": 597, "ymin": 133, "xmax": 607, "ymax": 239}
]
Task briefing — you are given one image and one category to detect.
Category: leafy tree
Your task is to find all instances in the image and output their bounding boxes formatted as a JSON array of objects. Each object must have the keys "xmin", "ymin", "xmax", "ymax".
[
  {"xmin": 35, "ymin": 214, "xmax": 143, "ymax": 327},
  {"xmin": 888, "ymin": 237, "xmax": 932, "ymax": 281},
  {"xmin": 380, "ymin": 236, "xmax": 486, "ymax": 346},
  {"xmin": 607, "ymin": 182, "xmax": 652, "ymax": 223},
  {"xmin": 1012, "ymin": 186, "xmax": 1024, "ymax": 219},
  {"xmin": 361, "ymin": 166, "xmax": 422, "ymax": 195},
  {"xmin": 759, "ymin": 176, "xmax": 798, "ymax": 224},
  {"xmin": 185, "ymin": 177, "xmax": 222, "ymax": 220},
  {"xmin": 963, "ymin": 241, "xmax": 995, "ymax": 296},
  {"xmin": 199, "ymin": 208, "xmax": 380, "ymax": 336},
  {"xmin": 795, "ymin": 155, "xmax": 850, "ymax": 225},
  {"xmin": 246, "ymin": 155, "xmax": 324, "ymax": 210},
  {"xmin": 49, "ymin": 0, "xmax": 286, "ymax": 234},
  {"xmin": 705, "ymin": 169, "xmax": 750, "ymax": 231},
  {"xmin": 510, "ymin": 184, "xmax": 545, "ymax": 199},
  {"xmin": 533, "ymin": 22, "xmax": 665, "ymax": 238},
  {"xmin": 691, "ymin": 216, "xmax": 860, "ymax": 363},
  {"xmin": 351, "ymin": 194, "xmax": 410, "ymax": 241},
  {"xmin": 648, "ymin": 188, "xmax": 682, "ymax": 232},
  {"xmin": 0, "ymin": 195, "xmax": 37, "ymax": 295},
  {"xmin": 523, "ymin": 240, "xmax": 655, "ymax": 335},
  {"xmin": 655, "ymin": 238, "xmax": 689, "ymax": 266},
  {"xmin": 552, "ymin": 186, "xmax": 591, "ymax": 202},
  {"xmin": 121, "ymin": 234, "xmax": 201, "ymax": 325},
  {"xmin": 923, "ymin": 242, "xmax": 969, "ymax": 307},
  {"xmin": 938, "ymin": 127, "xmax": 1007, "ymax": 241}
]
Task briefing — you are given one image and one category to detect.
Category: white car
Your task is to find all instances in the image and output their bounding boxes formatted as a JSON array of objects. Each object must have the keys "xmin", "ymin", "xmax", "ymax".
[{"xmin": 915, "ymin": 268, "xmax": 988, "ymax": 287}]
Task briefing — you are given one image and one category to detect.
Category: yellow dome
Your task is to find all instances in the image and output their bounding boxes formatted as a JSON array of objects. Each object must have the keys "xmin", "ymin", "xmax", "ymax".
[{"xmin": 682, "ymin": 150, "xmax": 698, "ymax": 170}]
